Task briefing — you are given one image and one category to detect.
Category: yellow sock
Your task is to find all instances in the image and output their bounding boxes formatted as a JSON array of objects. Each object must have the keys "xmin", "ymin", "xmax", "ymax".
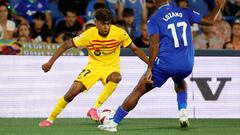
[
  {"xmin": 95, "ymin": 81, "xmax": 117, "ymax": 108},
  {"xmin": 47, "ymin": 96, "xmax": 68, "ymax": 122}
]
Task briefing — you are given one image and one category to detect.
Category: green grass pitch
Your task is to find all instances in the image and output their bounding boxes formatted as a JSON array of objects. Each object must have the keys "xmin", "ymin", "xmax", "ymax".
[{"xmin": 0, "ymin": 118, "xmax": 239, "ymax": 135}]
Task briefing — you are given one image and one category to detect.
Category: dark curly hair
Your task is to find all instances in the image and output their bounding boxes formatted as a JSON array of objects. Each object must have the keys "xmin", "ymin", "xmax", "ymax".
[{"xmin": 94, "ymin": 8, "xmax": 113, "ymax": 22}]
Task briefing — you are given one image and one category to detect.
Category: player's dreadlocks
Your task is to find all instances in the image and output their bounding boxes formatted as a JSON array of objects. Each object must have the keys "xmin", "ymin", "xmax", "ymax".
[{"xmin": 94, "ymin": 8, "xmax": 113, "ymax": 23}]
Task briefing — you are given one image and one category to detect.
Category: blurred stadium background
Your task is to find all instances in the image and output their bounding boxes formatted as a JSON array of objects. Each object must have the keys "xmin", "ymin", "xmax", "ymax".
[{"xmin": 0, "ymin": 0, "xmax": 239, "ymax": 135}]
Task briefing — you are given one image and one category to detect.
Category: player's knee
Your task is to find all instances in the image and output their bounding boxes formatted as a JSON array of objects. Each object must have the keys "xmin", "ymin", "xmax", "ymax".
[
  {"xmin": 145, "ymin": 82, "xmax": 154, "ymax": 92},
  {"xmin": 134, "ymin": 81, "xmax": 151, "ymax": 95},
  {"xmin": 64, "ymin": 89, "xmax": 82, "ymax": 102},
  {"xmin": 64, "ymin": 82, "xmax": 86, "ymax": 102},
  {"xmin": 108, "ymin": 72, "xmax": 122, "ymax": 83},
  {"xmin": 64, "ymin": 94, "xmax": 74, "ymax": 102},
  {"xmin": 175, "ymin": 80, "xmax": 187, "ymax": 92}
]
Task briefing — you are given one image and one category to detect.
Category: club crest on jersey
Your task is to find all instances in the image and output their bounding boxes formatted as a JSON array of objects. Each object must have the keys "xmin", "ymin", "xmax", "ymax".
[{"xmin": 94, "ymin": 50, "xmax": 101, "ymax": 56}]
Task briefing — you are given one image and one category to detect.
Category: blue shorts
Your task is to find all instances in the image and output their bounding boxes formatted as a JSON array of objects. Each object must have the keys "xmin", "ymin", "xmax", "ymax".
[{"xmin": 151, "ymin": 65, "xmax": 192, "ymax": 88}]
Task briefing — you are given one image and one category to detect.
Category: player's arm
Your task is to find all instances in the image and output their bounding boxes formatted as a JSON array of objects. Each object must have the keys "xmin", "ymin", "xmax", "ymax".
[
  {"xmin": 127, "ymin": 42, "xmax": 149, "ymax": 64},
  {"xmin": 145, "ymin": 34, "xmax": 159, "ymax": 82},
  {"xmin": 199, "ymin": 0, "xmax": 225, "ymax": 25},
  {"xmin": 42, "ymin": 39, "xmax": 75, "ymax": 72},
  {"xmin": 148, "ymin": 34, "xmax": 159, "ymax": 70}
]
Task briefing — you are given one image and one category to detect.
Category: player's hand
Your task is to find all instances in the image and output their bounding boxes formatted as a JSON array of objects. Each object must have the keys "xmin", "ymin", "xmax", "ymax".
[
  {"xmin": 145, "ymin": 68, "xmax": 153, "ymax": 83},
  {"xmin": 42, "ymin": 62, "xmax": 52, "ymax": 72}
]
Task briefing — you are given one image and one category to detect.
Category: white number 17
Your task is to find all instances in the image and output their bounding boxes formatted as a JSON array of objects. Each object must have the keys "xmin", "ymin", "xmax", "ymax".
[{"xmin": 167, "ymin": 21, "xmax": 188, "ymax": 48}]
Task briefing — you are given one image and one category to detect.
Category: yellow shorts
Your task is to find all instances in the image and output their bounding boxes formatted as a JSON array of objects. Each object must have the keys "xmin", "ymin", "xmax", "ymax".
[{"xmin": 75, "ymin": 64, "xmax": 120, "ymax": 91}]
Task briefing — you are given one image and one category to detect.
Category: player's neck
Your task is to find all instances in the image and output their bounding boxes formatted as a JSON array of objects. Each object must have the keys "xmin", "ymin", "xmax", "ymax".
[{"xmin": 98, "ymin": 31, "xmax": 109, "ymax": 37}]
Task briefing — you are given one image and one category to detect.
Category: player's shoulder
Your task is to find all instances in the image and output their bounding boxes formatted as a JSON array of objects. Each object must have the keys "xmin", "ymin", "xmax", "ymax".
[
  {"xmin": 85, "ymin": 26, "xmax": 97, "ymax": 32},
  {"xmin": 82, "ymin": 26, "xmax": 97, "ymax": 35},
  {"xmin": 74, "ymin": 27, "xmax": 97, "ymax": 40},
  {"xmin": 111, "ymin": 25, "xmax": 126, "ymax": 34},
  {"xmin": 111, "ymin": 25, "xmax": 123, "ymax": 31}
]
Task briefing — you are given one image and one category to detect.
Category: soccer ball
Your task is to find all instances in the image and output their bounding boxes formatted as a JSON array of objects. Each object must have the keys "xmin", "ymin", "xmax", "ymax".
[{"xmin": 99, "ymin": 109, "xmax": 115, "ymax": 125}]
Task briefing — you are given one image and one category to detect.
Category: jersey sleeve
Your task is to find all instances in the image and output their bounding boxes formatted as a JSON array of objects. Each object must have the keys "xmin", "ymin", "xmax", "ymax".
[
  {"xmin": 72, "ymin": 32, "xmax": 90, "ymax": 47},
  {"xmin": 121, "ymin": 29, "xmax": 132, "ymax": 48},
  {"xmin": 147, "ymin": 17, "xmax": 159, "ymax": 35},
  {"xmin": 187, "ymin": 9, "xmax": 202, "ymax": 24}
]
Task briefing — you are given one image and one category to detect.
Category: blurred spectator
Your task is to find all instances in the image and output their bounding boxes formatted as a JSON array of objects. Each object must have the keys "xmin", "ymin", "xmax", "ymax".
[
  {"xmin": 193, "ymin": 25, "xmax": 224, "ymax": 50},
  {"xmin": 145, "ymin": 0, "xmax": 156, "ymax": 17},
  {"xmin": 114, "ymin": 20, "xmax": 125, "ymax": 29},
  {"xmin": 122, "ymin": 8, "xmax": 138, "ymax": 40},
  {"xmin": 187, "ymin": 0, "xmax": 215, "ymax": 16},
  {"xmin": 14, "ymin": 22, "xmax": 34, "ymax": 43},
  {"xmin": 47, "ymin": 0, "xmax": 64, "ymax": 25},
  {"xmin": 223, "ymin": 0, "xmax": 240, "ymax": 22},
  {"xmin": 58, "ymin": 0, "xmax": 89, "ymax": 19},
  {"xmin": 53, "ymin": 8, "xmax": 82, "ymax": 40},
  {"xmin": 9, "ymin": 0, "xmax": 22, "ymax": 10},
  {"xmin": 191, "ymin": 24, "xmax": 200, "ymax": 38},
  {"xmin": 118, "ymin": 0, "xmax": 148, "ymax": 38},
  {"xmin": 82, "ymin": 20, "xmax": 95, "ymax": 31},
  {"xmin": 211, "ymin": 12, "xmax": 231, "ymax": 43},
  {"xmin": 223, "ymin": 20, "xmax": 240, "ymax": 50},
  {"xmin": 0, "ymin": 41, "xmax": 22, "ymax": 55},
  {"xmin": 86, "ymin": 0, "xmax": 117, "ymax": 22},
  {"xmin": 52, "ymin": 31, "xmax": 75, "ymax": 44},
  {"xmin": 106, "ymin": 0, "xmax": 118, "ymax": 3},
  {"xmin": 133, "ymin": 22, "xmax": 149, "ymax": 48},
  {"xmin": 10, "ymin": 0, "xmax": 53, "ymax": 29},
  {"xmin": 62, "ymin": 32, "xmax": 76, "ymax": 41},
  {"xmin": 52, "ymin": 31, "xmax": 64, "ymax": 44},
  {"xmin": 175, "ymin": 0, "xmax": 199, "ymax": 38},
  {"xmin": 175, "ymin": 0, "xmax": 188, "ymax": 8},
  {"xmin": 30, "ymin": 12, "xmax": 51, "ymax": 43},
  {"xmin": 0, "ymin": 0, "xmax": 8, "ymax": 3},
  {"xmin": 0, "ymin": 2, "xmax": 16, "ymax": 40},
  {"xmin": 84, "ymin": 2, "xmax": 105, "ymax": 28}
]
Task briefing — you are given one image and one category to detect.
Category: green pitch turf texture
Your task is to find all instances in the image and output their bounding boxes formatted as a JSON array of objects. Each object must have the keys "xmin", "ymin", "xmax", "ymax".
[{"xmin": 0, "ymin": 118, "xmax": 239, "ymax": 135}]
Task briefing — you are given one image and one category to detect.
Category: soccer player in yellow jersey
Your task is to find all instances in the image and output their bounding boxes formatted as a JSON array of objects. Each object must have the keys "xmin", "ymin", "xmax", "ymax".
[{"xmin": 38, "ymin": 8, "xmax": 148, "ymax": 127}]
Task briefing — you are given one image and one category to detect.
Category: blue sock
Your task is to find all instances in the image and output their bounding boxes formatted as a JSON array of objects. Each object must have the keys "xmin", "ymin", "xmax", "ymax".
[
  {"xmin": 177, "ymin": 91, "xmax": 187, "ymax": 110},
  {"xmin": 113, "ymin": 106, "xmax": 128, "ymax": 124}
]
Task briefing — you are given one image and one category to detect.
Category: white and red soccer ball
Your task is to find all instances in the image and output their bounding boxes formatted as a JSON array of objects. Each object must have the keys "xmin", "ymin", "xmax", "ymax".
[{"xmin": 99, "ymin": 109, "xmax": 116, "ymax": 125}]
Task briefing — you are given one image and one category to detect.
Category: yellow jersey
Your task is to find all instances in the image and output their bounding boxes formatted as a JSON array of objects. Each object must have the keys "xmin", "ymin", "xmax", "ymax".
[{"xmin": 73, "ymin": 25, "xmax": 132, "ymax": 67}]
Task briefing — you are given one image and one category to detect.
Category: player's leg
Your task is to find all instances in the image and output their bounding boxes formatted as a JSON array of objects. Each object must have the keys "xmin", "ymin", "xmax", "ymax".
[
  {"xmin": 95, "ymin": 72, "xmax": 121, "ymax": 108},
  {"xmin": 112, "ymin": 68, "xmax": 167, "ymax": 125},
  {"xmin": 175, "ymin": 79, "xmax": 187, "ymax": 111},
  {"xmin": 174, "ymin": 79, "xmax": 189, "ymax": 128},
  {"xmin": 39, "ymin": 81, "xmax": 86, "ymax": 127},
  {"xmin": 115, "ymin": 74, "xmax": 151, "ymax": 122},
  {"xmin": 98, "ymin": 74, "xmax": 153, "ymax": 132},
  {"xmin": 88, "ymin": 72, "xmax": 121, "ymax": 121},
  {"xmin": 98, "ymin": 67, "xmax": 169, "ymax": 132}
]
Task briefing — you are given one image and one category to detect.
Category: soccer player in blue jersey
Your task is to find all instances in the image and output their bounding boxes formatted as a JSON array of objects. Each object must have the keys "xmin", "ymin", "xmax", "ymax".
[{"xmin": 98, "ymin": 0, "xmax": 225, "ymax": 132}]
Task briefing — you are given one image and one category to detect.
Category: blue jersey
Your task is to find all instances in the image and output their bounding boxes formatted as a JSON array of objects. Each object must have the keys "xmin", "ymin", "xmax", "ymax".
[
  {"xmin": 12, "ymin": 0, "xmax": 50, "ymax": 23},
  {"xmin": 148, "ymin": 4, "xmax": 202, "ymax": 73},
  {"xmin": 148, "ymin": 4, "xmax": 202, "ymax": 87}
]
